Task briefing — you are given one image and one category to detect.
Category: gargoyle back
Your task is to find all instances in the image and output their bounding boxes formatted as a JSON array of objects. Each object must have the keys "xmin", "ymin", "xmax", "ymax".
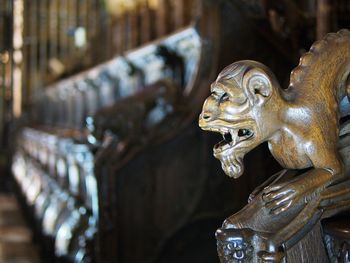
[{"xmin": 287, "ymin": 29, "xmax": 350, "ymax": 108}]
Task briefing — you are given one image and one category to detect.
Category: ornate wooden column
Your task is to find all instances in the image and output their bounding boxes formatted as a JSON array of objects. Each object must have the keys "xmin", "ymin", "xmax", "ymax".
[
  {"xmin": 156, "ymin": 0, "xmax": 172, "ymax": 37},
  {"xmin": 139, "ymin": 0, "xmax": 155, "ymax": 44}
]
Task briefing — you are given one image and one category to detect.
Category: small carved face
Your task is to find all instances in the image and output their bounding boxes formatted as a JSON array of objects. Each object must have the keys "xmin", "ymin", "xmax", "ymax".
[
  {"xmin": 216, "ymin": 228, "xmax": 254, "ymax": 262},
  {"xmin": 199, "ymin": 81, "xmax": 258, "ymax": 178},
  {"xmin": 199, "ymin": 61, "xmax": 275, "ymax": 178}
]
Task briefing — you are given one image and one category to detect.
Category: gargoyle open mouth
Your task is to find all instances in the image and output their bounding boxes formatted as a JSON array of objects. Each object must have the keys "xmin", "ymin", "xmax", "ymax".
[
  {"xmin": 213, "ymin": 127, "xmax": 254, "ymax": 154},
  {"xmin": 205, "ymin": 126, "xmax": 255, "ymax": 178}
]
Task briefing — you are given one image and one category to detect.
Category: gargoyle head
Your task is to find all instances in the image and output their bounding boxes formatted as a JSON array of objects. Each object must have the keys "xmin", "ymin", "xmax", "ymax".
[{"xmin": 199, "ymin": 60, "xmax": 283, "ymax": 178}]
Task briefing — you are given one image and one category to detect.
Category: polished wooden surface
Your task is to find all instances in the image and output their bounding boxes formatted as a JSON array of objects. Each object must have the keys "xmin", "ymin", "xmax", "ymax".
[
  {"xmin": 199, "ymin": 29, "xmax": 350, "ymax": 262},
  {"xmin": 9, "ymin": 1, "xmax": 350, "ymax": 263}
]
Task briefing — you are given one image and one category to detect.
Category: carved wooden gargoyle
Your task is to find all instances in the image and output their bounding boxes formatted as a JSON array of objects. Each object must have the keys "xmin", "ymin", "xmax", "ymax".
[{"xmin": 199, "ymin": 29, "xmax": 350, "ymax": 262}]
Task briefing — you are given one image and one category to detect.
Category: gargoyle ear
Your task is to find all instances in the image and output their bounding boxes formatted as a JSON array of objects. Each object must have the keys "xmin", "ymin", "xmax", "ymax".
[{"xmin": 242, "ymin": 68, "xmax": 273, "ymax": 106}]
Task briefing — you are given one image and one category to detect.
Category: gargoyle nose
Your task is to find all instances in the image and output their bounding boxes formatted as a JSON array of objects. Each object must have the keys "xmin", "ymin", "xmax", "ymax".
[
  {"xmin": 201, "ymin": 112, "xmax": 212, "ymax": 121},
  {"xmin": 199, "ymin": 111, "xmax": 215, "ymax": 129}
]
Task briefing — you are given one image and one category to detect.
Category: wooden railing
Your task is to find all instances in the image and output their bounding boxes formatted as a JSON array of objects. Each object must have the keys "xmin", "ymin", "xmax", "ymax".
[{"xmin": 20, "ymin": 0, "xmax": 199, "ymax": 108}]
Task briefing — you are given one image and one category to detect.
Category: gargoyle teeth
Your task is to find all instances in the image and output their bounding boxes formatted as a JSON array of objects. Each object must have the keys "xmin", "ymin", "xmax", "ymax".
[
  {"xmin": 221, "ymin": 128, "xmax": 229, "ymax": 135},
  {"xmin": 209, "ymin": 127, "xmax": 229, "ymax": 135},
  {"xmin": 229, "ymin": 129, "xmax": 237, "ymax": 145}
]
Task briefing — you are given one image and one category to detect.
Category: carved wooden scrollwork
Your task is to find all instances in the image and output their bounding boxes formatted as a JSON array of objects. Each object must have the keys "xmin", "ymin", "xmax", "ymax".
[{"xmin": 199, "ymin": 29, "xmax": 350, "ymax": 262}]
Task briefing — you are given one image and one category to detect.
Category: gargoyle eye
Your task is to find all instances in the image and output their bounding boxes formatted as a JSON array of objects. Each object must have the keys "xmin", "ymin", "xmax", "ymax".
[
  {"xmin": 219, "ymin": 92, "xmax": 229, "ymax": 103},
  {"xmin": 211, "ymin": 91, "xmax": 218, "ymax": 97}
]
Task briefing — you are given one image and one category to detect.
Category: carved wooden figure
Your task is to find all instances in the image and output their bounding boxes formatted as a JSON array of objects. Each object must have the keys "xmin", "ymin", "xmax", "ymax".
[{"xmin": 199, "ymin": 29, "xmax": 350, "ymax": 262}]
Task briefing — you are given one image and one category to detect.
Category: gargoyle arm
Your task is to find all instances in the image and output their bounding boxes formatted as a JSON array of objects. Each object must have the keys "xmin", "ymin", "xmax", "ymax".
[
  {"xmin": 248, "ymin": 169, "xmax": 288, "ymax": 203},
  {"xmin": 265, "ymin": 167, "xmax": 343, "ymax": 248},
  {"xmin": 262, "ymin": 167, "xmax": 335, "ymax": 215}
]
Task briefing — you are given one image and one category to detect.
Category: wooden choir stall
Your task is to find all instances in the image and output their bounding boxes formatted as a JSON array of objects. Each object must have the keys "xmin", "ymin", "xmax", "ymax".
[{"xmin": 7, "ymin": 0, "xmax": 350, "ymax": 263}]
